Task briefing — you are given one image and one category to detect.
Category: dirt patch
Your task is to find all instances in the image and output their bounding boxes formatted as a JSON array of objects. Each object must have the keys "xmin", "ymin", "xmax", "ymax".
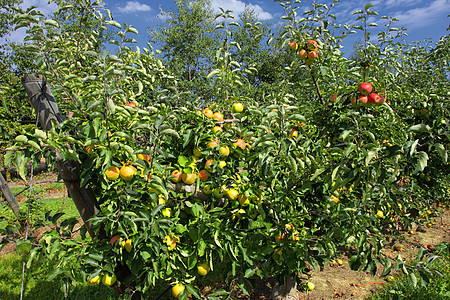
[{"xmin": 297, "ymin": 208, "xmax": 450, "ymax": 300}]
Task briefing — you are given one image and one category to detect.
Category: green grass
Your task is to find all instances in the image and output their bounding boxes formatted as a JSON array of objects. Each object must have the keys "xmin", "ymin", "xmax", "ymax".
[
  {"xmin": 372, "ymin": 248, "xmax": 450, "ymax": 299},
  {"xmin": 0, "ymin": 253, "xmax": 118, "ymax": 300}
]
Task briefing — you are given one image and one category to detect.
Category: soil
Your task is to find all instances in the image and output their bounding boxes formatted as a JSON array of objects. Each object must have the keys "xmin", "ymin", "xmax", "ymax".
[{"xmin": 1, "ymin": 173, "xmax": 449, "ymax": 299}]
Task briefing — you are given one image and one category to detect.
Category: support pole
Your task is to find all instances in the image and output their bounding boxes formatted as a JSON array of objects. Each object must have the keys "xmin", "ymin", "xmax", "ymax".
[
  {"xmin": 0, "ymin": 172, "xmax": 20, "ymax": 220},
  {"xmin": 21, "ymin": 74, "xmax": 99, "ymax": 237}
]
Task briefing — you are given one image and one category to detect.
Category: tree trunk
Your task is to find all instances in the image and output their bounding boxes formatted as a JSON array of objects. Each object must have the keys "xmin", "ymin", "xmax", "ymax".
[
  {"xmin": 21, "ymin": 74, "xmax": 99, "ymax": 237},
  {"xmin": 0, "ymin": 172, "xmax": 20, "ymax": 220}
]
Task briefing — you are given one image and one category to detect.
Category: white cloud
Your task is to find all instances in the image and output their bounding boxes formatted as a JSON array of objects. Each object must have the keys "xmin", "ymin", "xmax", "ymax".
[
  {"xmin": 118, "ymin": 1, "xmax": 152, "ymax": 14},
  {"xmin": 211, "ymin": 0, "xmax": 272, "ymax": 20},
  {"xmin": 393, "ymin": 0, "xmax": 449, "ymax": 29}
]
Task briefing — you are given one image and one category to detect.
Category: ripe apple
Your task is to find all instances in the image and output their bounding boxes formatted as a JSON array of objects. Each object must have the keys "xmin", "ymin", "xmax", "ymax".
[
  {"xmin": 137, "ymin": 153, "xmax": 151, "ymax": 162},
  {"xmin": 368, "ymin": 93, "xmax": 382, "ymax": 105},
  {"xmin": 219, "ymin": 145, "xmax": 230, "ymax": 157},
  {"xmin": 218, "ymin": 160, "xmax": 227, "ymax": 169},
  {"xmin": 181, "ymin": 172, "xmax": 197, "ymax": 184},
  {"xmin": 358, "ymin": 95, "xmax": 369, "ymax": 106},
  {"xmin": 120, "ymin": 165, "xmax": 137, "ymax": 181},
  {"xmin": 376, "ymin": 210, "xmax": 384, "ymax": 218},
  {"xmin": 227, "ymin": 188, "xmax": 239, "ymax": 200},
  {"xmin": 307, "ymin": 282, "xmax": 315, "ymax": 291},
  {"xmin": 207, "ymin": 140, "xmax": 219, "ymax": 148},
  {"xmin": 202, "ymin": 108, "xmax": 213, "ymax": 118},
  {"xmin": 330, "ymin": 94, "xmax": 338, "ymax": 103},
  {"xmin": 358, "ymin": 82, "xmax": 372, "ymax": 95},
  {"xmin": 232, "ymin": 102, "xmax": 244, "ymax": 113},
  {"xmin": 308, "ymin": 51, "xmax": 318, "ymax": 60},
  {"xmin": 212, "ymin": 112, "xmax": 224, "ymax": 122},
  {"xmin": 88, "ymin": 274, "xmax": 101, "ymax": 286},
  {"xmin": 233, "ymin": 139, "xmax": 246, "ymax": 150},
  {"xmin": 307, "ymin": 39, "xmax": 318, "ymax": 51},
  {"xmin": 172, "ymin": 283, "xmax": 185, "ymax": 298},
  {"xmin": 124, "ymin": 102, "xmax": 136, "ymax": 108},
  {"xmin": 205, "ymin": 159, "xmax": 215, "ymax": 171},
  {"xmin": 199, "ymin": 169, "xmax": 209, "ymax": 181},
  {"xmin": 101, "ymin": 273, "xmax": 117, "ymax": 286},
  {"xmin": 298, "ymin": 49, "xmax": 308, "ymax": 60},
  {"xmin": 197, "ymin": 262, "xmax": 210, "ymax": 276},
  {"xmin": 288, "ymin": 41, "xmax": 298, "ymax": 51},
  {"xmin": 213, "ymin": 126, "xmax": 223, "ymax": 133},
  {"xmin": 171, "ymin": 170, "xmax": 182, "ymax": 183},
  {"xmin": 105, "ymin": 166, "xmax": 120, "ymax": 180}
]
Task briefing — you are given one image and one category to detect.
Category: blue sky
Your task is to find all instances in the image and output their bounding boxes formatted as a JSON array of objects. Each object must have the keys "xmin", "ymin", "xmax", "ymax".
[{"xmin": 5, "ymin": 0, "xmax": 450, "ymax": 54}]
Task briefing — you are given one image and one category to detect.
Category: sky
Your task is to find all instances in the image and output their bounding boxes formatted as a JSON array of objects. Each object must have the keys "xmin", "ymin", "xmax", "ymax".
[{"xmin": 4, "ymin": 0, "xmax": 450, "ymax": 54}]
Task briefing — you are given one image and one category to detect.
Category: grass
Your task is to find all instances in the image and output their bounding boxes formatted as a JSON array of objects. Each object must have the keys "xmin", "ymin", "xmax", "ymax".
[
  {"xmin": 372, "ymin": 245, "xmax": 450, "ymax": 300},
  {"xmin": 0, "ymin": 252, "xmax": 118, "ymax": 300}
]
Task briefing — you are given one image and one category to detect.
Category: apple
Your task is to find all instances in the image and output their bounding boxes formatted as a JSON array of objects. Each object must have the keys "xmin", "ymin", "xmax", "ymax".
[
  {"xmin": 308, "ymin": 51, "xmax": 318, "ymax": 60},
  {"xmin": 351, "ymin": 97, "xmax": 358, "ymax": 107},
  {"xmin": 203, "ymin": 184, "xmax": 213, "ymax": 195},
  {"xmin": 368, "ymin": 93, "xmax": 383, "ymax": 105},
  {"xmin": 298, "ymin": 49, "xmax": 308, "ymax": 60},
  {"xmin": 87, "ymin": 274, "xmax": 101, "ymax": 286},
  {"xmin": 137, "ymin": 153, "xmax": 151, "ymax": 161},
  {"xmin": 119, "ymin": 165, "xmax": 137, "ymax": 181},
  {"xmin": 105, "ymin": 166, "xmax": 120, "ymax": 180},
  {"xmin": 307, "ymin": 39, "xmax": 318, "ymax": 51},
  {"xmin": 232, "ymin": 102, "xmax": 244, "ymax": 113},
  {"xmin": 358, "ymin": 82, "xmax": 372, "ymax": 95},
  {"xmin": 219, "ymin": 145, "xmax": 230, "ymax": 157},
  {"xmin": 290, "ymin": 129, "xmax": 299, "ymax": 139},
  {"xmin": 233, "ymin": 139, "xmax": 246, "ymax": 150},
  {"xmin": 218, "ymin": 160, "xmax": 227, "ymax": 169},
  {"xmin": 305, "ymin": 58, "xmax": 314, "ymax": 65},
  {"xmin": 213, "ymin": 126, "xmax": 223, "ymax": 133},
  {"xmin": 330, "ymin": 94, "xmax": 338, "ymax": 103},
  {"xmin": 358, "ymin": 95, "xmax": 369, "ymax": 106},
  {"xmin": 197, "ymin": 262, "xmax": 210, "ymax": 276},
  {"xmin": 124, "ymin": 102, "xmax": 136, "ymax": 108},
  {"xmin": 193, "ymin": 148, "xmax": 202, "ymax": 157},
  {"xmin": 171, "ymin": 170, "xmax": 182, "ymax": 183},
  {"xmin": 226, "ymin": 188, "xmax": 239, "ymax": 200},
  {"xmin": 202, "ymin": 108, "xmax": 213, "ymax": 118},
  {"xmin": 288, "ymin": 41, "xmax": 298, "ymax": 51},
  {"xmin": 307, "ymin": 282, "xmax": 315, "ymax": 291},
  {"xmin": 181, "ymin": 172, "xmax": 197, "ymax": 184},
  {"xmin": 199, "ymin": 169, "xmax": 209, "ymax": 181},
  {"xmin": 172, "ymin": 283, "xmax": 185, "ymax": 299},
  {"xmin": 207, "ymin": 140, "xmax": 219, "ymax": 148},
  {"xmin": 212, "ymin": 112, "xmax": 224, "ymax": 122},
  {"xmin": 162, "ymin": 207, "xmax": 171, "ymax": 218},
  {"xmin": 101, "ymin": 273, "xmax": 117, "ymax": 286},
  {"xmin": 205, "ymin": 159, "xmax": 215, "ymax": 171}
]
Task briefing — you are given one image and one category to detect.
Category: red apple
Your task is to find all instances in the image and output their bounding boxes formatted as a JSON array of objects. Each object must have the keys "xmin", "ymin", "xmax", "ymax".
[
  {"xmin": 358, "ymin": 82, "xmax": 372, "ymax": 96},
  {"xmin": 368, "ymin": 93, "xmax": 382, "ymax": 105},
  {"xmin": 298, "ymin": 49, "xmax": 308, "ymax": 60},
  {"xmin": 358, "ymin": 95, "xmax": 369, "ymax": 106},
  {"xmin": 308, "ymin": 51, "xmax": 318, "ymax": 60},
  {"xmin": 289, "ymin": 41, "xmax": 298, "ymax": 51},
  {"xmin": 330, "ymin": 94, "xmax": 338, "ymax": 103},
  {"xmin": 307, "ymin": 39, "xmax": 318, "ymax": 51},
  {"xmin": 351, "ymin": 97, "xmax": 357, "ymax": 107}
]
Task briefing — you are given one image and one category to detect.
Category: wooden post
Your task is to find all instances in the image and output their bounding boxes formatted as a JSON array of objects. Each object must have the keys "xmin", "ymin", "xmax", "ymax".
[
  {"xmin": 0, "ymin": 172, "xmax": 20, "ymax": 220},
  {"xmin": 21, "ymin": 74, "xmax": 99, "ymax": 237}
]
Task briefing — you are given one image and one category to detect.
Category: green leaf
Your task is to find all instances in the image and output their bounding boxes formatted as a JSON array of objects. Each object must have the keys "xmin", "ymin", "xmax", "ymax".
[
  {"xmin": 160, "ymin": 128, "xmax": 180, "ymax": 139},
  {"xmin": 364, "ymin": 3, "xmax": 373, "ymax": 11},
  {"xmin": 408, "ymin": 124, "xmax": 431, "ymax": 132},
  {"xmin": 414, "ymin": 151, "xmax": 428, "ymax": 174},
  {"xmin": 186, "ymin": 284, "xmax": 201, "ymax": 299},
  {"xmin": 16, "ymin": 240, "xmax": 32, "ymax": 256}
]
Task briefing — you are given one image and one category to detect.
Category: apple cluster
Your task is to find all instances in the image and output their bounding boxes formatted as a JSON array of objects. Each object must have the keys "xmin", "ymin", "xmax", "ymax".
[
  {"xmin": 289, "ymin": 39, "xmax": 319, "ymax": 65},
  {"xmin": 351, "ymin": 82, "xmax": 386, "ymax": 107}
]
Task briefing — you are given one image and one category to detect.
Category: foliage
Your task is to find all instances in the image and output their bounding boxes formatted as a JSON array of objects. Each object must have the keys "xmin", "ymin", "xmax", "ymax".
[{"xmin": 1, "ymin": 0, "xmax": 449, "ymax": 298}]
